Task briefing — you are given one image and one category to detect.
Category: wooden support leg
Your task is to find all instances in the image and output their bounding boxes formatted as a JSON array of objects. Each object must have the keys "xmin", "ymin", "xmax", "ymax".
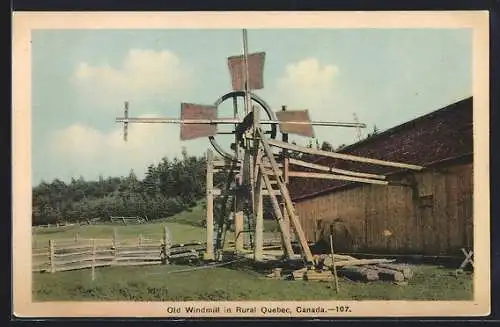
[
  {"xmin": 254, "ymin": 171, "xmax": 264, "ymax": 261},
  {"xmin": 458, "ymin": 248, "xmax": 474, "ymax": 270},
  {"xmin": 281, "ymin": 202, "xmax": 291, "ymax": 249},
  {"xmin": 234, "ymin": 205, "xmax": 244, "ymax": 252},
  {"xmin": 204, "ymin": 149, "xmax": 215, "ymax": 261}
]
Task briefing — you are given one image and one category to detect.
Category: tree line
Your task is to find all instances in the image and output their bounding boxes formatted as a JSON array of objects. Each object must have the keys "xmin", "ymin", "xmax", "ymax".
[
  {"xmin": 33, "ymin": 127, "xmax": 380, "ymax": 226},
  {"xmin": 32, "ymin": 148, "xmax": 212, "ymax": 226}
]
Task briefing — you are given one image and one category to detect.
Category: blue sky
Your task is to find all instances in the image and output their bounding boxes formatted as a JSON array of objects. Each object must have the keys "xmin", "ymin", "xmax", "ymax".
[{"xmin": 32, "ymin": 28, "xmax": 472, "ymax": 185}]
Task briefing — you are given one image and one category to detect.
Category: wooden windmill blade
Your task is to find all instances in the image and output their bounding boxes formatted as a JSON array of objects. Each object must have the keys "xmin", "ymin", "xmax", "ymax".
[
  {"xmin": 227, "ymin": 51, "xmax": 266, "ymax": 91},
  {"xmin": 275, "ymin": 109, "xmax": 315, "ymax": 138},
  {"xmin": 179, "ymin": 103, "xmax": 218, "ymax": 141}
]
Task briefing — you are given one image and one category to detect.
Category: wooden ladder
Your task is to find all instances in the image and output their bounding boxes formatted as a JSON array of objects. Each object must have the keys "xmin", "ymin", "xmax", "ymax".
[{"xmin": 256, "ymin": 128, "xmax": 314, "ymax": 265}]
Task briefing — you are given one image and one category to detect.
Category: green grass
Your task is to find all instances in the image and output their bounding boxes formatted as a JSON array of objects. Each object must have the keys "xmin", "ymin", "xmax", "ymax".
[
  {"xmin": 33, "ymin": 263, "xmax": 472, "ymax": 301},
  {"xmin": 33, "ymin": 220, "xmax": 206, "ymax": 247}
]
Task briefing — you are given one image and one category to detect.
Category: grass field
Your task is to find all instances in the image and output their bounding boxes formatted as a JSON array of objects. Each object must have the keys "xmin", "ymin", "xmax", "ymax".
[
  {"xmin": 32, "ymin": 207, "xmax": 473, "ymax": 301},
  {"xmin": 33, "ymin": 263, "xmax": 472, "ymax": 301}
]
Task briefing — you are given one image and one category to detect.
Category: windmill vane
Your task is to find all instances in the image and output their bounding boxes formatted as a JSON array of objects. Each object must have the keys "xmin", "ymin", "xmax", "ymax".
[{"xmin": 114, "ymin": 29, "xmax": 423, "ymax": 271}]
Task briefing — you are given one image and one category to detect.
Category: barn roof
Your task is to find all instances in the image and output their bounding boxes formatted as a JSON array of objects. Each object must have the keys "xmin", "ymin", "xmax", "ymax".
[{"xmin": 288, "ymin": 96, "xmax": 473, "ymax": 202}]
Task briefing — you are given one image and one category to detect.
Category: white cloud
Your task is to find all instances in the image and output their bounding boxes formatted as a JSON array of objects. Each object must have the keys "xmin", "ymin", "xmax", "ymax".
[
  {"xmin": 71, "ymin": 49, "xmax": 192, "ymax": 106},
  {"xmin": 48, "ymin": 115, "xmax": 208, "ymax": 181},
  {"xmin": 267, "ymin": 58, "xmax": 362, "ymax": 145},
  {"xmin": 274, "ymin": 58, "xmax": 339, "ymax": 112}
]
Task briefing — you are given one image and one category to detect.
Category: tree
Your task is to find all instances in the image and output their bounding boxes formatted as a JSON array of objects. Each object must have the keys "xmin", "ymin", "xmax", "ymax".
[
  {"xmin": 320, "ymin": 141, "xmax": 334, "ymax": 151},
  {"xmin": 366, "ymin": 124, "xmax": 380, "ymax": 138}
]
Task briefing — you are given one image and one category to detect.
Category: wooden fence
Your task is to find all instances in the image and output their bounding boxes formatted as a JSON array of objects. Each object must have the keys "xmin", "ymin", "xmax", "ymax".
[
  {"xmin": 109, "ymin": 216, "xmax": 148, "ymax": 225},
  {"xmin": 32, "ymin": 227, "xmax": 206, "ymax": 274}
]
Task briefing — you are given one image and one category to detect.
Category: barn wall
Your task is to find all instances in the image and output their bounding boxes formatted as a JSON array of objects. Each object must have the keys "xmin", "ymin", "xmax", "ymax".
[{"xmin": 294, "ymin": 162, "xmax": 473, "ymax": 256}]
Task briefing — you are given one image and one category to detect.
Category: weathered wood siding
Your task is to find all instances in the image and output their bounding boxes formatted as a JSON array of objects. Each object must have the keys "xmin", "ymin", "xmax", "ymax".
[{"xmin": 294, "ymin": 162, "xmax": 473, "ymax": 256}]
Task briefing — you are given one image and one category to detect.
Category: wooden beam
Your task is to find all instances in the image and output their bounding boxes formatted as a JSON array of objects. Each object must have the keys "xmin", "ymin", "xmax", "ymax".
[
  {"xmin": 262, "ymin": 189, "xmax": 281, "ymax": 196},
  {"xmin": 212, "ymin": 160, "xmax": 283, "ymax": 168},
  {"xmin": 204, "ymin": 149, "xmax": 215, "ymax": 260},
  {"xmin": 288, "ymin": 158, "xmax": 386, "ymax": 180},
  {"xmin": 253, "ymin": 168, "xmax": 264, "ymax": 261},
  {"xmin": 288, "ymin": 171, "xmax": 389, "ymax": 185},
  {"xmin": 266, "ymin": 139, "xmax": 423, "ymax": 171}
]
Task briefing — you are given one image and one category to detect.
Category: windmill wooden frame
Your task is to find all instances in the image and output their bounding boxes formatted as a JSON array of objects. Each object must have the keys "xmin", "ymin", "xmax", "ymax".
[{"xmin": 115, "ymin": 29, "xmax": 424, "ymax": 269}]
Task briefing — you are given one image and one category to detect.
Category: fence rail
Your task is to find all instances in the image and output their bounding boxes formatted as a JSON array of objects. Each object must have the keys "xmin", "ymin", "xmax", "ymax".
[{"xmin": 109, "ymin": 216, "xmax": 148, "ymax": 225}]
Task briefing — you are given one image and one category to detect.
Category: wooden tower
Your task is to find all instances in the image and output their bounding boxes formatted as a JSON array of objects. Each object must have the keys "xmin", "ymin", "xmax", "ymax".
[{"xmin": 115, "ymin": 29, "xmax": 423, "ymax": 269}]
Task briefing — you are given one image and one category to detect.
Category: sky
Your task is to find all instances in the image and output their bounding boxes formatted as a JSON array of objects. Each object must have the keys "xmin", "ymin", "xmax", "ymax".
[{"xmin": 31, "ymin": 28, "xmax": 472, "ymax": 185}]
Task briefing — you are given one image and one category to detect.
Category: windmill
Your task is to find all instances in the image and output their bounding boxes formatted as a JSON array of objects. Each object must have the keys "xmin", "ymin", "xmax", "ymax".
[{"xmin": 116, "ymin": 29, "xmax": 423, "ymax": 269}]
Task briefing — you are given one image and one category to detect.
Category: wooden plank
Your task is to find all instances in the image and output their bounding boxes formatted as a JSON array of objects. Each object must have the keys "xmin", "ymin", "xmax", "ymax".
[
  {"xmin": 212, "ymin": 160, "xmax": 283, "ymax": 168},
  {"xmin": 115, "ymin": 250, "xmax": 161, "ymax": 255},
  {"xmin": 446, "ymin": 172, "xmax": 461, "ymax": 250},
  {"xmin": 288, "ymin": 158, "xmax": 386, "ymax": 180},
  {"xmin": 404, "ymin": 184, "xmax": 414, "ymax": 253},
  {"xmin": 433, "ymin": 172, "xmax": 448, "ymax": 254},
  {"xmin": 288, "ymin": 171, "xmax": 388, "ymax": 185},
  {"xmin": 55, "ymin": 255, "xmax": 115, "ymax": 265},
  {"xmin": 462, "ymin": 165, "xmax": 474, "ymax": 249},
  {"xmin": 267, "ymin": 139, "xmax": 424, "ymax": 171},
  {"xmin": 112, "ymin": 261, "xmax": 162, "ymax": 267},
  {"xmin": 261, "ymin": 189, "xmax": 281, "ymax": 196},
  {"xmin": 53, "ymin": 250, "xmax": 93, "ymax": 258},
  {"xmin": 420, "ymin": 172, "xmax": 434, "ymax": 254},
  {"xmin": 115, "ymin": 256, "xmax": 161, "ymax": 261},
  {"xmin": 330, "ymin": 258, "xmax": 395, "ymax": 267},
  {"xmin": 55, "ymin": 262, "xmax": 112, "ymax": 272},
  {"xmin": 387, "ymin": 186, "xmax": 405, "ymax": 252}
]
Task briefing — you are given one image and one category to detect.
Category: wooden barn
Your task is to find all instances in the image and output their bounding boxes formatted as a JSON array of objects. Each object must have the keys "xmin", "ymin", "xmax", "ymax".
[{"xmin": 287, "ymin": 97, "xmax": 473, "ymax": 256}]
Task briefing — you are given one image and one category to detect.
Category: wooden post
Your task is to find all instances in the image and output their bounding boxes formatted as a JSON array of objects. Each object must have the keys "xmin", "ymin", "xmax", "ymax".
[
  {"xmin": 112, "ymin": 228, "xmax": 117, "ymax": 265},
  {"xmin": 74, "ymin": 232, "xmax": 79, "ymax": 244},
  {"xmin": 253, "ymin": 170, "xmax": 264, "ymax": 261},
  {"xmin": 234, "ymin": 209, "xmax": 244, "ymax": 251},
  {"xmin": 329, "ymin": 225, "xmax": 339, "ymax": 293},
  {"xmin": 280, "ymin": 105, "xmax": 291, "ymax": 249},
  {"xmin": 252, "ymin": 105, "xmax": 263, "ymax": 261},
  {"xmin": 138, "ymin": 233, "xmax": 143, "ymax": 247},
  {"xmin": 49, "ymin": 239, "xmax": 55, "ymax": 273},
  {"xmin": 282, "ymin": 202, "xmax": 291, "ymax": 247},
  {"xmin": 204, "ymin": 149, "xmax": 215, "ymax": 260},
  {"xmin": 163, "ymin": 225, "xmax": 171, "ymax": 264},
  {"xmin": 91, "ymin": 238, "xmax": 96, "ymax": 281}
]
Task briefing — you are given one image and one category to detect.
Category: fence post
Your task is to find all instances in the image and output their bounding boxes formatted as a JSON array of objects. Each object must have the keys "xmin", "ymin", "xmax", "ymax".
[
  {"xmin": 74, "ymin": 232, "xmax": 79, "ymax": 244},
  {"xmin": 49, "ymin": 239, "xmax": 55, "ymax": 273},
  {"xmin": 112, "ymin": 228, "xmax": 117, "ymax": 265},
  {"xmin": 91, "ymin": 238, "xmax": 96, "ymax": 281},
  {"xmin": 163, "ymin": 225, "xmax": 170, "ymax": 264},
  {"xmin": 139, "ymin": 233, "xmax": 143, "ymax": 247}
]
